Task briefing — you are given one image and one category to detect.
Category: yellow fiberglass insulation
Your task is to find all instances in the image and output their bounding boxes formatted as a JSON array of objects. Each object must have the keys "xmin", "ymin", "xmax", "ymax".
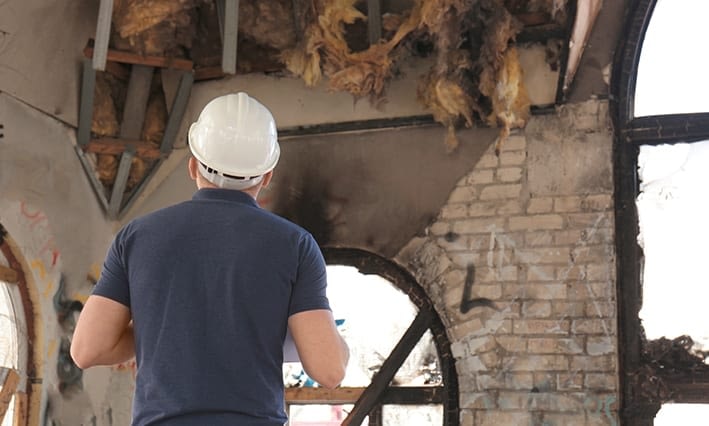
[
  {"xmin": 112, "ymin": 0, "xmax": 205, "ymax": 56},
  {"xmin": 285, "ymin": 0, "xmax": 531, "ymax": 150},
  {"xmin": 478, "ymin": 2, "xmax": 530, "ymax": 153},
  {"xmin": 417, "ymin": 50, "xmax": 477, "ymax": 152},
  {"xmin": 284, "ymin": 0, "xmax": 419, "ymax": 99},
  {"xmin": 485, "ymin": 46, "xmax": 530, "ymax": 154}
]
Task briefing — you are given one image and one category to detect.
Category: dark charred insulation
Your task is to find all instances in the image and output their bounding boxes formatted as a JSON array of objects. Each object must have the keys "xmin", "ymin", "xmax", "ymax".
[{"xmin": 631, "ymin": 335, "xmax": 709, "ymax": 403}]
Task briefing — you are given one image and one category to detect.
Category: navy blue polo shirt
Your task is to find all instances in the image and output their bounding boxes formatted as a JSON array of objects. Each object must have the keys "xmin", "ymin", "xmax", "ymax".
[{"xmin": 93, "ymin": 188, "xmax": 331, "ymax": 425}]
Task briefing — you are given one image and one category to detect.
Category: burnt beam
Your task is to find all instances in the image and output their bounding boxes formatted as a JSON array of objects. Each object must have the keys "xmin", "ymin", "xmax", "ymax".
[
  {"xmin": 342, "ymin": 309, "xmax": 434, "ymax": 425},
  {"xmin": 621, "ymin": 113, "xmax": 709, "ymax": 145}
]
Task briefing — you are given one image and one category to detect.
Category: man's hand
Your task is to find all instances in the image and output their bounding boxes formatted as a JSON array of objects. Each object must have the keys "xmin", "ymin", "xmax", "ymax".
[{"xmin": 289, "ymin": 309, "xmax": 350, "ymax": 389}]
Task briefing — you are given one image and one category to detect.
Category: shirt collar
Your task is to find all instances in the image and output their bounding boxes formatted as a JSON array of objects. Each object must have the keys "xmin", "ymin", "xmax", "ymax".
[{"xmin": 192, "ymin": 188, "xmax": 259, "ymax": 208}]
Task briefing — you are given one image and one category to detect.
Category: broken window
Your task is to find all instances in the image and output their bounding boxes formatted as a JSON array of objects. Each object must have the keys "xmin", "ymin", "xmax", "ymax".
[
  {"xmin": 284, "ymin": 249, "xmax": 457, "ymax": 425},
  {"xmin": 615, "ymin": 0, "xmax": 709, "ymax": 424},
  {"xmin": 637, "ymin": 140, "xmax": 709, "ymax": 351}
]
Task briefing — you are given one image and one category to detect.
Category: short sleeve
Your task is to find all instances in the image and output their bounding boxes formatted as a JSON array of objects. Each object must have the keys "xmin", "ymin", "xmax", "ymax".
[
  {"xmin": 92, "ymin": 228, "xmax": 131, "ymax": 308},
  {"xmin": 289, "ymin": 233, "xmax": 330, "ymax": 316}
]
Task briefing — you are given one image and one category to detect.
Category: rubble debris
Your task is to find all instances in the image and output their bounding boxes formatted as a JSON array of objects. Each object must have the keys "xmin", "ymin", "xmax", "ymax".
[{"xmin": 632, "ymin": 335, "xmax": 709, "ymax": 403}]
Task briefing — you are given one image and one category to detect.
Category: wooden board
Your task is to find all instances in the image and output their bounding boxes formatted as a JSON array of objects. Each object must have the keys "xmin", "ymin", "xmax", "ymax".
[
  {"xmin": 0, "ymin": 265, "xmax": 18, "ymax": 283},
  {"xmin": 0, "ymin": 368, "xmax": 19, "ymax": 421}
]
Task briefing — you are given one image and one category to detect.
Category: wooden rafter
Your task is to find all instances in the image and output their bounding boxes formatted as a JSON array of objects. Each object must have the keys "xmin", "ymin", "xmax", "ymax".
[
  {"xmin": 0, "ymin": 368, "xmax": 20, "ymax": 421},
  {"xmin": 83, "ymin": 43, "xmax": 193, "ymax": 71},
  {"xmin": 83, "ymin": 138, "xmax": 162, "ymax": 160},
  {"xmin": 285, "ymin": 386, "xmax": 445, "ymax": 405}
]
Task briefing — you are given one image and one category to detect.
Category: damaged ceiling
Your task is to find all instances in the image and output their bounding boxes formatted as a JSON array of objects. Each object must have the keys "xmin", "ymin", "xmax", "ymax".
[{"xmin": 19, "ymin": 0, "xmax": 600, "ymax": 217}]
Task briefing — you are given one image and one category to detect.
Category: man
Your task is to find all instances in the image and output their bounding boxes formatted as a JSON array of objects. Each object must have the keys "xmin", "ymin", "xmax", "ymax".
[{"xmin": 71, "ymin": 92, "xmax": 349, "ymax": 425}]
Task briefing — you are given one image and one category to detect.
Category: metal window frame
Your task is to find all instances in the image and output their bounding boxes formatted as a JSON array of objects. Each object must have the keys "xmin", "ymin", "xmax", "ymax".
[{"xmin": 611, "ymin": 0, "xmax": 709, "ymax": 424}]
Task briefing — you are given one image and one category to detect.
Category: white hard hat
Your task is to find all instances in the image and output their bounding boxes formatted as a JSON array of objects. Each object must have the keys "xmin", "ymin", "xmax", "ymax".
[{"xmin": 188, "ymin": 92, "xmax": 280, "ymax": 190}]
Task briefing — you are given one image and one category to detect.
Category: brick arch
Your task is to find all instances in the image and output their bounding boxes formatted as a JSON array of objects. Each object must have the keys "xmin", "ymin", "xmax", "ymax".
[
  {"xmin": 0, "ymin": 224, "xmax": 36, "ymax": 425},
  {"xmin": 322, "ymin": 247, "xmax": 460, "ymax": 425}
]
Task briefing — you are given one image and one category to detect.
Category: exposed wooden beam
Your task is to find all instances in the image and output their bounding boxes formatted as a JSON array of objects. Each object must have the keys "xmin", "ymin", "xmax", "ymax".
[
  {"xmin": 367, "ymin": 0, "xmax": 382, "ymax": 44},
  {"xmin": 622, "ymin": 113, "xmax": 709, "ymax": 144},
  {"xmin": 285, "ymin": 386, "xmax": 445, "ymax": 405},
  {"xmin": 108, "ymin": 149, "xmax": 135, "ymax": 219},
  {"xmin": 0, "ymin": 265, "xmax": 19, "ymax": 283},
  {"xmin": 92, "ymin": 0, "xmax": 114, "ymax": 70},
  {"xmin": 120, "ymin": 65, "xmax": 154, "ymax": 140},
  {"xmin": 218, "ymin": 0, "xmax": 240, "ymax": 74},
  {"xmin": 83, "ymin": 43, "xmax": 193, "ymax": 71},
  {"xmin": 75, "ymin": 147, "xmax": 110, "ymax": 210},
  {"xmin": 77, "ymin": 59, "xmax": 96, "ymax": 147},
  {"xmin": 83, "ymin": 138, "xmax": 161, "ymax": 160},
  {"xmin": 160, "ymin": 72, "xmax": 193, "ymax": 154}
]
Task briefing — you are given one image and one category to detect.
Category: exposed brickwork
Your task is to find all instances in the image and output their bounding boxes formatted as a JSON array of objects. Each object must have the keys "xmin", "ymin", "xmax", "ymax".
[{"xmin": 399, "ymin": 101, "xmax": 617, "ymax": 425}]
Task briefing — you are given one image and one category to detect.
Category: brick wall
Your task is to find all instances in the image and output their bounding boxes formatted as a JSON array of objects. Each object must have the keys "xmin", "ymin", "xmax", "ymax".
[{"xmin": 397, "ymin": 101, "xmax": 618, "ymax": 425}]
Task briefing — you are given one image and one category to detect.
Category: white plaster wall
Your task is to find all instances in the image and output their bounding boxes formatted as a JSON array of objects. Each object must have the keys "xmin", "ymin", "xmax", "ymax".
[{"xmin": 0, "ymin": 93, "xmax": 132, "ymax": 425}]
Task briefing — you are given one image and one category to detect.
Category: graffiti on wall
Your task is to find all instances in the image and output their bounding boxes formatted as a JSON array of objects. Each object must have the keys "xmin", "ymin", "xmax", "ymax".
[
  {"xmin": 459, "ymin": 263, "xmax": 498, "ymax": 314},
  {"xmin": 53, "ymin": 275, "xmax": 84, "ymax": 327}
]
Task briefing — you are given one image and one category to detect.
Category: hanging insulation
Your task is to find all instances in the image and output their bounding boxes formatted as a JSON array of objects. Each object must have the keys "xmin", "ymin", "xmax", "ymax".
[
  {"xmin": 285, "ymin": 0, "xmax": 531, "ymax": 150},
  {"xmin": 477, "ymin": 1, "xmax": 529, "ymax": 153},
  {"xmin": 483, "ymin": 46, "xmax": 530, "ymax": 154}
]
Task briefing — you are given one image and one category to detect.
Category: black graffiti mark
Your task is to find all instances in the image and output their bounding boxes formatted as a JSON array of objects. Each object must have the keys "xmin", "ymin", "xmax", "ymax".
[
  {"xmin": 57, "ymin": 337, "xmax": 82, "ymax": 394},
  {"xmin": 459, "ymin": 264, "xmax": 498, "ymax": 314},
  {"xmin": 0, "ymin": 123, "xmax": 4, "ymax": 139},
  {"xmin": 444, "ymin": 231, "xmax": 459, "ymax": 242},
  {"xmin": 53, "ymin": 275, "xmax": 84, "ymax": 326}
]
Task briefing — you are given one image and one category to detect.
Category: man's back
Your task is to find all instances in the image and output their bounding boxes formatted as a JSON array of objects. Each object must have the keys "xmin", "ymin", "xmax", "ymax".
[{"xmin": 93, "ymin": 188, "xmax": 330, "ymax": 425}]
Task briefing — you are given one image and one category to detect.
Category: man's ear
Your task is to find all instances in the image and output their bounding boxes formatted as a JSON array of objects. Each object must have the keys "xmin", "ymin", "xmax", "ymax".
[
  {"xmin": 188, "ymin": 157, "xmax": 199, "ymax": 181},
  {"xmin": 261, "ymin": 170, "xmax": 274, "ymax": 188}
]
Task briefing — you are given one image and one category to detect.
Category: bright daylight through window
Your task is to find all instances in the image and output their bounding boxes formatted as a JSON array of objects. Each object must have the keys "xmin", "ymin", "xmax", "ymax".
[
  {"xmin": 285, "ymin": 265, "xmax": 443, "ymax": 425},
  {"xmin": 632, "ymin": 0, "xmax": 709, "ymax": 424},
  {"xmin": 634, "ymin": 0, "xmax": 709, "ymax": 117},
  {"xmin": 1, "ymin": 281, "xmax": 18, "ymax": 426}
]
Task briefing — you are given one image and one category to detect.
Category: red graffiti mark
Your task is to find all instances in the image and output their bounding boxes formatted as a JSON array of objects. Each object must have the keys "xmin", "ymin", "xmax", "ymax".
[
  {"xmin": 20, "ymin": 201, "xmax": 48, "ymax": 229},
  {"xmin": 51, "ymin": 250, "xmax": 60, "ymax": 266},
  {"xmin": 20, "ymin": 201, "xmax": 42, "ymax": 219}
]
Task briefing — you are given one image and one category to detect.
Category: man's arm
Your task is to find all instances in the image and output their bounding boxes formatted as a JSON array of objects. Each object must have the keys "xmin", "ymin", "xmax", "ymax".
[
  {"xmin": 70, "ymin": 295, "xmax": 135, "ymax": 369},
  {"xmin": 289, "ymin": 309, "xmax": 349, "ymax": 389}
]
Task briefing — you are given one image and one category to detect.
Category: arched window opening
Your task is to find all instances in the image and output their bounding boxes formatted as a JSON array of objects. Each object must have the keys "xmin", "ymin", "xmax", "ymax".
[
  {"xmin": 613, "ymin": 0, "xmax": 709, "ymax": 424},
  {"xmin": 0, "ymin": 226, "xmax": 30, "ymax": 426},
  {"xmin": 284, "ymin": 248, "xmax": 459, "ymax": 426},
  {"xmin": 1, "ymin": 281, "xmax": 22, "ymax": 426}
]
